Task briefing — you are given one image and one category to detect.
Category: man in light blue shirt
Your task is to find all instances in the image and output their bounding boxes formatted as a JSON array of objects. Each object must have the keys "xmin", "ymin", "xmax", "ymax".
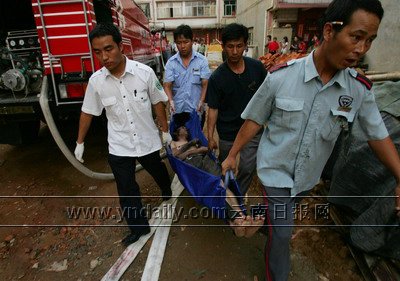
[
  {"xmin": 222, "ymin": 0, "xmax": 400, "ymax": 280},
  {"xmin": 163, "ymin": 25, "xmax": 210, "ymax": 126}
]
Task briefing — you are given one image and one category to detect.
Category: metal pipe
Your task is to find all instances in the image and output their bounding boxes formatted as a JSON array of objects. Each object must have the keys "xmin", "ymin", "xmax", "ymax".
[
  {"xmin": 81, "ymin": 0, "xmax": 95, "ymax": 73},
  {"xmin": 36, "ymin": 0, "xmax": 83, "ymax": 6},
  {"xmin": 367, "ymin": 72, "xmax": 400, "ymax": 82},
  {"xmin": 37, "ymin": 0, "xmax": 59, "ymax": 106}
]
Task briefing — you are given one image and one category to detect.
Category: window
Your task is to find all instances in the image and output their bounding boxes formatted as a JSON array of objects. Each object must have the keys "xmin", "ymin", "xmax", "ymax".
[
  {"xmin": 248, "ymin": 27, "xmax": 254, "ymax": 45},
  {"xmin": 157, "ymin": 1, "xmax": 215, "ymax": 19},
  {"xmin": 157, "ymin": 2, "xmax": 182, "ymax": 18},
  {"xmin": 138, "ymin": 3, "xmax": 151, "ymax": 19},
  {"xmin": 224, "ymin": 0, "xmax": 236, "ymax": 16},
  {"xmin": 185, "ymin": 1, "xmax": 215, "ymax": 17}
]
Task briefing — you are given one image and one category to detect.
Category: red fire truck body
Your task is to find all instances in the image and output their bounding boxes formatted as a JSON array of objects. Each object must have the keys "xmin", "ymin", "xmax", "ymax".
[{"xmin": 0, "ymin": 0, "xmax": 162, "ymax": 144}]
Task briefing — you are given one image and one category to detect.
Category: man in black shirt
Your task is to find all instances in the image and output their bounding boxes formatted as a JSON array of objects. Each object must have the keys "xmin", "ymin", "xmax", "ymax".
[{"xmin": 206, "ymin": 23, "xmax": 267, "ymax": 195}]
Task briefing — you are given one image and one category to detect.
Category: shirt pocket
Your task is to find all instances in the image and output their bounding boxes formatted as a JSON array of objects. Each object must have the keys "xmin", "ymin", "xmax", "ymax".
[
  {"xmin": 274, "ymin": 98, "xmax": 304, "ymax": 130},
  {"xmin": 320, "ymin": 109, "xmax": 354, "ymax": 142},
  {"xmin": 130, "ymin": 90, "xmax": 150, "ymax": 112},
  {"xmin": 173, "ymin": 73, "xmax": 182, "ymax": 88},
  {"xmin": 101, "ymin": 96, "xmax": 123, "ymax": 130},
  {"xmin": 192, "ymin": 73, "xmax": 201, "ymax": 85},
  {"xmin": 101, "ymin": 96, "xmax": 119, "ymax": 113}
]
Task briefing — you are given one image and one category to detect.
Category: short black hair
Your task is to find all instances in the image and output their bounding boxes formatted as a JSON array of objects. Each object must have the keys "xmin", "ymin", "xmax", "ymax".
[
  {"xmin": 319, "ymin": 0, "xmax": 384, "ymax": 34},
  {"xmin": 173, "ymin": 25, "xmax": 193, "ymax": 41},
  {"xmin": 221, "ymin": 23, "xmax": 249, "ymax": 45},
  {"xmin": 89, "ymin": 23, "xmax": 122, "ymax": 44},
  {"xmin": 172, "ymin": 126, "xmax": 191, "ymax": 142}
]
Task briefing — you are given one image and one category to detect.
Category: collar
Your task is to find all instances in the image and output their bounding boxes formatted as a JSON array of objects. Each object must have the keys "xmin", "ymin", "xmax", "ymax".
[
  {"xmin": 173, "ymin": 51, "xmax": 198, "ymax": 66},
  {"xmin": 304, "ymin": 51, "xmax": 320, "ymax": 83},
  {"xmin": 304, "ymin": 51, "xmax": 347, "ymax": 89},
  {"xmin": 104, "ymin": 56, "xmax": 135, "ymax": 77}
]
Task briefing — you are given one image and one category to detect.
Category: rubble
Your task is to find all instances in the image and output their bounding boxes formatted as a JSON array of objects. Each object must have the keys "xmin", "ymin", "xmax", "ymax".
[{"xmin": 45, "ymin": 259, "xmax": 68, "ymax": 272}]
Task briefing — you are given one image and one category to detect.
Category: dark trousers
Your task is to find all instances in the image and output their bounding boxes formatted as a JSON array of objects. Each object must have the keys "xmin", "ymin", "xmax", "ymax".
[
  {"xmin": 263, "ymin": 186, "xmax": 310, "ymax": 281},
  {"xmin": 108, "ymin": 150, "xmax": 171, "ymax": 233}
]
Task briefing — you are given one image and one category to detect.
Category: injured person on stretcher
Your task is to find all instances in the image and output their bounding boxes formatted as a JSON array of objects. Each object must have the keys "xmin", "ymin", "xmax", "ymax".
[{"xmin": 171, "ymin": 126, "xmax": 264, "ymax": 237}]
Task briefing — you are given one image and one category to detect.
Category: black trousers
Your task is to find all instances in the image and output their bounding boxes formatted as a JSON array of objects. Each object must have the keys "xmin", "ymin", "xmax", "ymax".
[{"xmin": 108, "ymin": 150, "xmax": 171, "ymax": 233}]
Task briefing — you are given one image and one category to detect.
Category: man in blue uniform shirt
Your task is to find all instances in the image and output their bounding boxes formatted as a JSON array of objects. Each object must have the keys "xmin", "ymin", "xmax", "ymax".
[
  {"xmin": 222, "ymin": 0, "xmax": 400, "ymax": 280},
  {"xmin": 163, "ymin": 24, "xmax": 210, "ymax": 127}
]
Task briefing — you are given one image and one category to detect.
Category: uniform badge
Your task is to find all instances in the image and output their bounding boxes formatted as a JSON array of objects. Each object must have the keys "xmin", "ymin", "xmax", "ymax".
[
  {"xmin": 156, "ymin": 80, "xmax": 163, "ymax": 91},
  {"xmin": 338, "ymin": 95, "xmax": 353, "ymax": 112}
]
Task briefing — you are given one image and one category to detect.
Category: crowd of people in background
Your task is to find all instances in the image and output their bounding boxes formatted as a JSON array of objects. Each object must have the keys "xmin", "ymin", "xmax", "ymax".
[
  {"xmin": 164, "ymin": 32, "xmax": 320, "ymax": 64},
  {"xmin": 265, "ymin": 33, "xmax": 320, "ymax": 55}
]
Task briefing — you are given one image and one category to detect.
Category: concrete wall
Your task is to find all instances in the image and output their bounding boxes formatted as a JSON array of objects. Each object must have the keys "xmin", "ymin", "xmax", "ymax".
[
  {"xmin": 365, "ymin": 0, "xmax": 400, "ymax": 72},
  {"xmin": 136, "ymin": 0, "xmax": 236, "ymax": 30},
  {"xmin": 236, "ymin": 0, "xmax": 269, "ymax": 58}
]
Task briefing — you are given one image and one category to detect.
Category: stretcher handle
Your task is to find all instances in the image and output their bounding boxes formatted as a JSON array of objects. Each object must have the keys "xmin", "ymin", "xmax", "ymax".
[{"xmin": 224, "ymin": 170, "xmax": 235, "ymax": 188}]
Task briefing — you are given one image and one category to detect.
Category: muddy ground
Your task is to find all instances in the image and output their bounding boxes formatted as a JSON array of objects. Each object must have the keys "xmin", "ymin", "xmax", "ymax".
[{"xmin": 0, "ymin": 122, "xmax": 364, "ymax": 281}]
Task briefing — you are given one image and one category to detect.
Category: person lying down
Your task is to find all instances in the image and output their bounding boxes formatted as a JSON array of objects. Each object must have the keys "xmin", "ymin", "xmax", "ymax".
[{"xmin": 170, "ymin": 126, "xmax": 264, "ymax": 237}]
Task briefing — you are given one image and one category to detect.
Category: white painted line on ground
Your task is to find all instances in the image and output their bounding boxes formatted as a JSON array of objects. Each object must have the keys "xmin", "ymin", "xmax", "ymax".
[
  {"xmin": 141, "ymin": 199, "xmax": 176, "ymax": 281},
  {"xmin": 102, "ymin": 175, "xmax": 184, "ymax": 281}
]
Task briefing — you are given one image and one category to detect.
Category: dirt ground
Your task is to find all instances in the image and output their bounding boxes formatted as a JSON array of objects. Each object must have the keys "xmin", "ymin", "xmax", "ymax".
[{"xmin": 0, "ymin": 122, "xmax": 365, "ymax": 281}]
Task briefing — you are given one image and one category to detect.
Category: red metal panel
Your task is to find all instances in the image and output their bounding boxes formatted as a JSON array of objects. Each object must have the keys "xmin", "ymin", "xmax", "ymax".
[
  {"xmin": 118, "ymin": 0, "xmax": 156, "ymax": 58},
  {"xmin": 31, "ymin": 0, "xmax": 158, "ymax": 77},
  {"xmin": 31, "ymin": 0, "xmax": 96, "ymax": 75}
]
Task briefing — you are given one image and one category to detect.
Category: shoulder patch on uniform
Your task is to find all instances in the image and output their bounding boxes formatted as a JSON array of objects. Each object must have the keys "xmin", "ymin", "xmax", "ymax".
[
  {"xmin": 91, "ymin": 68, "xmax": 104, "ymax": 77},
  {"xmin": 155, "ymin": 79, "xmax": 163, "ymax": 90},
  {"xmin": 133, "ymin": 60, "xmax": 150, "ymax": 72},
  {"xmin": 352, "ymin": 72, "xmax": 373, "ymax": 90},
  {"xmin": 269, "ymin": 63, "xmax": 289, "ymax": 73}
]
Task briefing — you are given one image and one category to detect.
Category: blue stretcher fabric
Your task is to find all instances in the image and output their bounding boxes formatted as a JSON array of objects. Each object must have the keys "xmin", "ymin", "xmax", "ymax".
[{"xmin": 166, "ymin": 111, "xmax": 244, "ymax": 219}]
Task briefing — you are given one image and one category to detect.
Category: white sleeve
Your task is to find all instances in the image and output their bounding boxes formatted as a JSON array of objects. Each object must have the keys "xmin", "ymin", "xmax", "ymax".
[
  {"xmin": 81, "ymin": 79, "xmax": 103, "ymax": 116},
  {"xmin": 148, "ymin": 69, "xmax": 168, "ymax": 104}
]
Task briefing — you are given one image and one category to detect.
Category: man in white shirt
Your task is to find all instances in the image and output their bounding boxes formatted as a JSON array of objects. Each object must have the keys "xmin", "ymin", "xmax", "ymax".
[{"xmin": 74, "ymin": 23, "xmax": 172, "ymax": 246}]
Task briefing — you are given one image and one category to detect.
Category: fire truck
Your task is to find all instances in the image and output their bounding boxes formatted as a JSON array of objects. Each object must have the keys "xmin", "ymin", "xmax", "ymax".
[{"xmin": 0, "ymin": 0, "xmax": 163, "ymax": 145}]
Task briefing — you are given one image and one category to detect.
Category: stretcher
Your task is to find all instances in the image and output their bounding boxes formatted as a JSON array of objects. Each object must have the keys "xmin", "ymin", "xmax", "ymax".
[{"xmin": 166, "ymin": 111, "xmax": 245, "ymax": 219}]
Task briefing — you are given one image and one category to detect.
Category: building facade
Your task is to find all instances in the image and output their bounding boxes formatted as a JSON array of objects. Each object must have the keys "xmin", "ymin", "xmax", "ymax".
[
  {"xmin": 237, "ymin": 0, "xmax": 398, "ymax": 71},
  {"xmin": 365, "ymin": 0, "xmax": 399, "ymax": 72},
  {"xmin": 135, "ymin": 0, "xmax": 237, "ymax": 44},
  {"xmin": 237, "ymin": 0, "xmax": 330, "ymax": 58}
]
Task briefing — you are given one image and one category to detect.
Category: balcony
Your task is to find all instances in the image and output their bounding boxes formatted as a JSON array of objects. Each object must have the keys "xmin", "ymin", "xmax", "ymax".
[
  {"xmin": 279, "ymin": 0, "xmax": 332, "ymax": 3},
  {"xmin": 273, "ymin": 0, "xmax": 331, "ymax": 9}
]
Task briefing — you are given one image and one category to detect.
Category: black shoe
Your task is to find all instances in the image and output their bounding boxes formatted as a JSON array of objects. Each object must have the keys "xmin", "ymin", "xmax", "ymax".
[{"xmin": 121, "ymin": 228, "xmax": 150, "ymax": 247}]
